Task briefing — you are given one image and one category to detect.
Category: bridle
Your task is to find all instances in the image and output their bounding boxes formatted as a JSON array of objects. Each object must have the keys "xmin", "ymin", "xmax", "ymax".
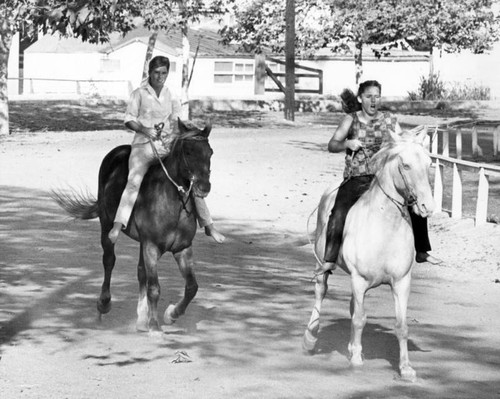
[
  {"xmin": 374, "ymin": 153, "xmax": 418, "ymax": 214},
  {"xmin": 150, "ymin": 123, "xmax": 208, "ymax": 198},
  {"xmin": 355, "ymin": 147, "xmax": 417, "ymax": 213}
]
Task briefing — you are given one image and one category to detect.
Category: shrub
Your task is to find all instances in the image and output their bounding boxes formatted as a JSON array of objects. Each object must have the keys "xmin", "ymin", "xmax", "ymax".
[{"xmin": 408, "ymin": 73, "xmax": 491, "ymax": 101}]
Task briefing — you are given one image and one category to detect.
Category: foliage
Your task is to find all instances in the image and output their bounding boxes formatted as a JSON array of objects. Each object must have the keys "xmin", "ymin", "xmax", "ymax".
[
  {"xmin": 220, "ymin": 0, "xmax": 334, "ymax": 58},
  {"xmin": 140, "ymin": 0, "xmax": 231, "ymax": 32},
  {"xmin": 220, "ymin": 0, "xmax": 500, "ymax": 82},
  {"xmin": 408, "ymin": 73, "xmax": 491, "ymax": 101},
  {"xmin": 1, "ymin": 0, "xmax": 139, "ymax": 43}
]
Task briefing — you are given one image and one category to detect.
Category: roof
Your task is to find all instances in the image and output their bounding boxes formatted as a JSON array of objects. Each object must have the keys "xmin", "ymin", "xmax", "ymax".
[
  {"xmin": 26, "ymin": 27, "xmax": 429, "ymax": 61},
  {"xmin": 26, "ymin": 27, "xmax": 244, "ymax": 57}
]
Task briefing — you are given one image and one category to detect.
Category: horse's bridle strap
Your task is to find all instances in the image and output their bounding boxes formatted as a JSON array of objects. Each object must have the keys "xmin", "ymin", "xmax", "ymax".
[{"xmin": 148, "ymin": 139, "xmax": 192, "ymax": 196}]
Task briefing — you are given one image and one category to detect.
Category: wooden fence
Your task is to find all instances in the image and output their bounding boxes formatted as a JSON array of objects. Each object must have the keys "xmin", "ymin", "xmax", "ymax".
[
  {"xmin": 7, "ymin": 77, "xmax": 133, "ymax": 98},
  {"xmin": 427, "ymin": 122, "xmax": 500, "ymax": 225}
]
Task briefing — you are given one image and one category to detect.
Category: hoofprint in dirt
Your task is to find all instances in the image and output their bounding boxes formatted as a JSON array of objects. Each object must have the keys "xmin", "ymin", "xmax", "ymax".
[{"xmin": 1, "ymin": 127, "xmax": 499, "ymax": 398}]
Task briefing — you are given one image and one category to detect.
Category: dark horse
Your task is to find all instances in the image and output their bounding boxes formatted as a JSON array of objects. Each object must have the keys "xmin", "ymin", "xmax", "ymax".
[{"xmin": 52, "ymin": 119, "xmax": 213, "ymax": 332}]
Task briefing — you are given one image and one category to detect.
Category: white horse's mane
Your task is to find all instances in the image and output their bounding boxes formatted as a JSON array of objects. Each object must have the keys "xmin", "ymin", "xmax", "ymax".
[{"xmin": 370, "ymin": 128, "xmax": 426, "ymax": 172}]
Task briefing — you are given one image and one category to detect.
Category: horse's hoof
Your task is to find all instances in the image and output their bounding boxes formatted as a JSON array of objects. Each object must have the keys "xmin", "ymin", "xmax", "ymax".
[
  {"xmin": 136, "ymin": 319, "xmax": 149, "ymax": 332},
  {"xmin": 302, "ymin": 329, "xmax": 318, "ymax": 353},
  {"xmin": 400, "ymin": 366, "xmax": 417, "ymax": 382},
  {"xmin": 149, "ymin": 319, "xmax": 161, "ymax": 333},
  {"xmin": 349, "ymin": 354, "xmax": 364, "ymax": 367},
  {"xmin": 97, "ymin": 299, "xmax": 111, "ymax": 315},
  {"xmin": 163, "ymin": 304, "xmax": 178, "ymax": 325}
]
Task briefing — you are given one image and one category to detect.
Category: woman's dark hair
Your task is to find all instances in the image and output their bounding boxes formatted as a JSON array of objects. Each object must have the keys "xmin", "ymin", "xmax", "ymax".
[
  {"xmin": 148, "ymin": 56, "xmax": 170, "ymax": 74},
  {"xmin": 340, "ymin": 80, "xmax": 382, "ymax": 114}
]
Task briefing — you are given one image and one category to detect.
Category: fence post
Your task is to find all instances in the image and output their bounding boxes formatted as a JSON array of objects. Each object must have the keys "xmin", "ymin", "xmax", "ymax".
[
  {"xmin": 475, "ymin": 168, "xmax": 488, "ymax": 226},
  {"xmin": 431, "ymin": 126, "xmax": 438, "ymax": 155},
  {"xmin": 494, "ymin": 125, "xmax": 500, "ymax": 157},
  {"xmin": 442, "ymin": 128, "xmax": 449, "ymax": 157},
  {"xmin": 451, "ymin": 163, "xmax": 462, "ymax": 219},
  {"xmin": 456, "ymin": 128, "xmax": 462, "ymax": 159},
  {"xmin": 472, "ymin": 126, "xmax": 479, "ymax": 157},
  {"xmin": 433, "ymin": 159, "xmax": 443, "ymax": 213}
]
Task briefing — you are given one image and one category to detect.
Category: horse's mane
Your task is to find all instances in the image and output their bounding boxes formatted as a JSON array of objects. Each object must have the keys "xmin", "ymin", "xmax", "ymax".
[
  {"xmin": 369, "ymin": 131, "xmax": 420, "ymax": 173},
  {"xmin": 172, "ymin": 121, "xmax": 208, "ymax": 143}
]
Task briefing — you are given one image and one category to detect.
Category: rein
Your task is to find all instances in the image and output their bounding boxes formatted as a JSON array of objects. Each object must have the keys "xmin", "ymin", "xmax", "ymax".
[
  {"xmin": 148, "ymin": 138, "xmax": 193, "ymax": 197},
  {"xmin": 149, "ymin": 123, "xmax": 208, "ymax": 198}
]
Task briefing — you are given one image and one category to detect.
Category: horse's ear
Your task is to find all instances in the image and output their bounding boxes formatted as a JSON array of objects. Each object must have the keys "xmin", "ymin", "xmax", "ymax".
[
  {"xmin": 202, "ymin": 121, "xmax": 212, "ymax": 138},
  {"xmin": 409, "ymin": 125, "xmax": 428, "ymax": 146},
  {"xmin": 386, "ymin": 129, "xmax": 400, "ymax": 144}
]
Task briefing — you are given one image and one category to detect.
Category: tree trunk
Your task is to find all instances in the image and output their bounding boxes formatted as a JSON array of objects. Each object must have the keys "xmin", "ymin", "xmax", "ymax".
[
  {"xmin": 180, "ymin": 25, "xmax": 190, "ymax": 120},
  {"xmin": 284, "ymin": 0, "xmax": 295, "ymax": 121},
  {"xmin": 142, "ymin": 30, "xmax": 159, "ymax": 82},
  {"xmin": 254, "ymin": 54, "xmax": 266, "ymax": 95},
  {"xmin": 354, "ymin": 41, "xmax": 363, "ymax": 84},
  {"xmin": 0, "ymin": 27, "xmax": 14, "ymax": 136},
  {"xmin": 429, "ymin": 46, "xmax": 434, "ymax": 77}
]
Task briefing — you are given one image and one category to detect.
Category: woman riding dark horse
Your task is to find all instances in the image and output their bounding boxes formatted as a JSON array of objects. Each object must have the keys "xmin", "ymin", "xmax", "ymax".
[
  {"xmin": 53, "ymin": 118, "xmax": 214, "ymax": 332},
  {"xmin": 108, "ymin": 55, "xmax": 224, "ymax": 245}
]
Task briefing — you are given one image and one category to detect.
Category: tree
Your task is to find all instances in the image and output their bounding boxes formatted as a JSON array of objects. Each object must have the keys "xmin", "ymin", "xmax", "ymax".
[
  {"xmin": 285, "ymin": 0, "xmax": 295, "ymax": 121},
  {"xmin": 221, "ymin": 0, "xmax": 500, "ymax": 87},
  {"xmin": 384, "ymin": 0, "xmax": 500, "ymax": 76},
  {"xmin": 0, "ymin": 0, "xmax": 138, "ymax": 135},
  {"xmin": 138, "ymin": 0, "xmax": 232, "ymax": 119}
]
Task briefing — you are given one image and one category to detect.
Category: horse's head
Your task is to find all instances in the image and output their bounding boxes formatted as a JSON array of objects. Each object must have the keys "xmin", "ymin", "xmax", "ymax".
[
  {"xmin": 171, "ymin": 119, "xmax": 213, "ymax": 198},
  {"xmin": 371, "ymin": 126, "xmax": 435, "ymax": 217}
]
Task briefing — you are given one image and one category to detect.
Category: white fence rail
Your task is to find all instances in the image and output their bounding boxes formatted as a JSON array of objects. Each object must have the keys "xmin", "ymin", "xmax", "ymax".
[
  {"xmin": 8, "ymin": 77, "xmax": 133, "ymax": 98},
  {"xmin": 427, "ymin": 122, "xmax": 500, "ymax": 226}
]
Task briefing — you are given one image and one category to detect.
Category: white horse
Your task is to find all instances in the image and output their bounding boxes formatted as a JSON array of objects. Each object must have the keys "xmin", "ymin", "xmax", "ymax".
[{"xmin": 303, "ymin": 127, "xmax": 434, "ymax": 382}]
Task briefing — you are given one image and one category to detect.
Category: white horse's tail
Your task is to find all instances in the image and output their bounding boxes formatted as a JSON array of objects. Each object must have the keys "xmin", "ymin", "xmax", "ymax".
[{"xmin": 308, "ymin": 184, "xmax": 340, "ymax": 268}]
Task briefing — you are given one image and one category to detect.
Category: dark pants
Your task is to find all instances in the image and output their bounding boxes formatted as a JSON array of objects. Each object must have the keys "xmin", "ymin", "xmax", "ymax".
[{"xmin": 324, "ymin": 175, "xmax": 431, "ymax": 263}]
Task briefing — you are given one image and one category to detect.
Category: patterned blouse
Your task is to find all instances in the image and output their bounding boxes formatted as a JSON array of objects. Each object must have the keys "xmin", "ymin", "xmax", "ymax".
[{"xmin": 343, "ymin": 111, "xmax": 398, "ymax": 179}]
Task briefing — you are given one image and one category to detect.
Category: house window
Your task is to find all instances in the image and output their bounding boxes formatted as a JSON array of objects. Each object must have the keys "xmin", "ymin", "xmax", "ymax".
[{"xmin": 214, "ymin": 61, "xmax": 253, "ymax": 84}]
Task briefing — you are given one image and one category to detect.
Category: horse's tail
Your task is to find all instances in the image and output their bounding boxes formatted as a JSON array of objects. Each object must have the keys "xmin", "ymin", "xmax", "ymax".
[
  {"xmin": 51, "ymin": 188, "xmax": 99, "ymax": 220},
  {"xmin": 310, "ymin": 184, "xmax": 340, "ymax": 267}
]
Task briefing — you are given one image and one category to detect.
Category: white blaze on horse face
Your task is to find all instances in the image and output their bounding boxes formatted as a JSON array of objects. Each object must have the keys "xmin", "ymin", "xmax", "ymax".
[{"xmin": 399, "ymin": 147, "xmax": 434, "ymax": 217}]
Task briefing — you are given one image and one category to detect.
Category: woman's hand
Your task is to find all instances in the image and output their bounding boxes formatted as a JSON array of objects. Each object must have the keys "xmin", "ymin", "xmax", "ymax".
[
  {"xmin": 345, "ymin": 139, "xmax": 363, "ymax": 151},
  {"xmin": 141, "ymin": 126, "xmax": 157, "ymax": 140}
]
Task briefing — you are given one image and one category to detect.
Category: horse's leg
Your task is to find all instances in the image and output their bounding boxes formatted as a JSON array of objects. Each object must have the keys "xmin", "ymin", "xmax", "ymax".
[
  {"xmin": 164, "ymin": 247, "xmax": 198, "ymax": 325},
  {"xmin": 392, "ymin": 275, "xmax": 417, "ymax": 382},
  {"xmin": 348, "ymin": 275, "xmax": 368, "ymax": 366},
  {"xmin": 140, "ymin": 241, "xmax": 162, "ymax": 332},
  {"xmin": 303, "ymin": 270, "xmax": 330, "ymax": 352},
  {"xmin": 97, "ymin": 228, "xmax": 116, "ymax": 315},
  {"xmin": 136, "ymin": 244, "xmax": 149, "ymax": 332}
]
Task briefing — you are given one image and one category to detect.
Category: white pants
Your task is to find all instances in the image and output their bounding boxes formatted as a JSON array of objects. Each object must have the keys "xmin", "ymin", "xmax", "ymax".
[{"xmin": 114, "ymin": 141, "xmax": 213, "ymax": 228}]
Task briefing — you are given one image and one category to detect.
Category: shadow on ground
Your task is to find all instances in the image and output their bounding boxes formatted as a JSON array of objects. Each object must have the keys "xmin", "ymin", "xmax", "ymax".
[
  {"xmin": 1, "ymin": 184, "xmax": 499, "ymax": 398},
  {"xmin": 10, "ymin": 100, "xmax": 486, "ymax": 134}
]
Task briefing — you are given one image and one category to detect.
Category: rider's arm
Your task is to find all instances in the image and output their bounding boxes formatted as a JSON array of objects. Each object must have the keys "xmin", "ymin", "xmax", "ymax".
[
  {"xmin": 327, "ymin": 115, "xmax": 363, "ymax": 153},
  {"xmin": 124, "ymin": 90, "xmax": 156, "ymax": 139},
  {"xmin": 125, "ymin": 120, "xmax": 156, "ymax": 140}
]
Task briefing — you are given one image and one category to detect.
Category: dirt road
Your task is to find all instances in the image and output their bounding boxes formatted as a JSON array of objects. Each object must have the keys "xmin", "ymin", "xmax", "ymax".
[{"xmin": 1, "ymin": 126, "xmax": 499, "ymax": 398}]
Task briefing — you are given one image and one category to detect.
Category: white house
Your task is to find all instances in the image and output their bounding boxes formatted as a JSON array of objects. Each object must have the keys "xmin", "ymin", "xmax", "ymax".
[{"xmin": 7, "ymin": 26, "xmax": 500, "ymax": 102}]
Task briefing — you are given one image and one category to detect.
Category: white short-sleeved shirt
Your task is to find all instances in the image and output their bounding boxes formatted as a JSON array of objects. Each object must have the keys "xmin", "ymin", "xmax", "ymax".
[{"xmin": 124, "ymin": 82, "xmax": 181, "ymax": 145}]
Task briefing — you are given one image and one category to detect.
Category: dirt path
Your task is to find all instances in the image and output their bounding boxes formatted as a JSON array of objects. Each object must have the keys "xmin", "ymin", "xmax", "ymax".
[{"xmin": 1, "ymin": 126, "xmax": 499, "ymax": 398}]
